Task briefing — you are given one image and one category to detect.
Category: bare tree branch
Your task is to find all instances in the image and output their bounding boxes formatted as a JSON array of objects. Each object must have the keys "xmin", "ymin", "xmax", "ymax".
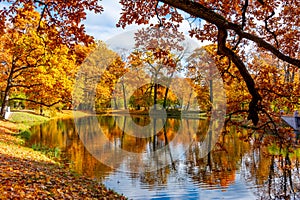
[{"xmin": 155, "ymin": 1, "xmax": 163, "ymax": 27}]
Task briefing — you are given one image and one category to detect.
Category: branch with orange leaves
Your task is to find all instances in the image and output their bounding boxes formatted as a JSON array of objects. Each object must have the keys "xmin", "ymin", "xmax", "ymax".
[{"xmin": 158, "ymin": 0, "xmax": 300, "ymax": 68}]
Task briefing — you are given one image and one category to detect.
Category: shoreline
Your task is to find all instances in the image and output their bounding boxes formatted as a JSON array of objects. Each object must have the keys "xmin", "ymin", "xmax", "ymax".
[{"xmin": 0, "ymin": 110, "xmax": 127, "ymax": 199}]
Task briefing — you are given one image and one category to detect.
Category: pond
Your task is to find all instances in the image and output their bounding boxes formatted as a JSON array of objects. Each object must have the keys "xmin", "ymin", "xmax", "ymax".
[{"xmin": 28, "ymin": 115, "xmax": 300, "ymax": 200}]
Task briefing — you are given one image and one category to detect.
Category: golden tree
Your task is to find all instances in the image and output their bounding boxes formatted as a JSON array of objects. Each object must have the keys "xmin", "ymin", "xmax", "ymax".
[
  {"xmin": 0, "ymin": 6, "xmax": 78, "ymax": 116},
  {"xmin": 117, "ymin": 0, "xmax": 300, "ymax": 126}
]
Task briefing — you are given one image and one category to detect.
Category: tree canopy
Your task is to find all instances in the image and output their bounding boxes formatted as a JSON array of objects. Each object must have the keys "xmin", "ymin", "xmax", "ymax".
[
  {"xmin": 118, "ymin": 0, "xmax": 300, "ymax": 125},
  {"xmin": 0, "ymin": 0, "xmax": 102, "ymax": 117},
  {"xmin": 0, "ymin": 0, "xmax": 299, "ymax": 131},
  {"xmin": 0, "ymin": 0, "xmax": 103, "ymax": 46}
]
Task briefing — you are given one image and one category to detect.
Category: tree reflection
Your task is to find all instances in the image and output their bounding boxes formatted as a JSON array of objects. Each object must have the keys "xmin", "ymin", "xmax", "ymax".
[
  {"xmin": 28, "ymin": 117, "xmax": 300, "ymax": 199},
  {"xmin": 186, "ymin": 125, "xmax": 249, "ymax": 189},
  {"xmin": 243, "ymin": 141, "xmax": 300, "ymax": 199},
  {"xmin": 28, "ymin": 118, "xmax": 114, "ymax": 179}
]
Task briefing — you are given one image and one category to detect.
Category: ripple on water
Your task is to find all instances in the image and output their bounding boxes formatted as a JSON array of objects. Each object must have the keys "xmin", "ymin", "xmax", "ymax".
[{"xmin": 103, "ymin": 171, "xmax": 258, "ymax": 200}]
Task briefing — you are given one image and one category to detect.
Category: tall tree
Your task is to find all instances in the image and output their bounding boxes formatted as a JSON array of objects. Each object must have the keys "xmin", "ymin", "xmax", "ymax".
[
  {"xmin": 188, "ymin": 44, "xmax": 299, "ymax": 136},
  {"xmin": 0, "ymin": 6, "xmax": 78, "ymax": 117},
  {"xmin": 117, "ymin": 0, "xmax": 300, "ymax": 125},
  {"xmin": 127, "ymin": 27, "xmax": 187, "ymax": 110},
  {"xmin": 0, "ymin": 0, "xmax": 102, "ymax": 118},
  {"xmin": 73, "ymin": 41, "xmax": 127, "ymax": 111}
]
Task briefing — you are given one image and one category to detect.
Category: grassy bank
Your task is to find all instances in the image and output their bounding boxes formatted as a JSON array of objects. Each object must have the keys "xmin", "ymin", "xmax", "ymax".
[{"xmin": 0, "ymin": 110, "xmax": 126, "ymax": 199}]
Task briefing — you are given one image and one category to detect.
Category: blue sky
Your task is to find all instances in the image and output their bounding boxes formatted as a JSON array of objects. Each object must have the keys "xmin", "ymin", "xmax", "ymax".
[
  {"xmin": 83, "ymin": 0, "xmax": 144, "ymax": 41},
  {"xmin": 83, "ymin": 0, "xmax": 204, "ymax": 56}
]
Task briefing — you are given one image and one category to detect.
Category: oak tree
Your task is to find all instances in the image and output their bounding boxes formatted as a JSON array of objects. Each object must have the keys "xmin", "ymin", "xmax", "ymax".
[
  {"xmin": 0, "ymin": 6, "xmax": 80, "ymax": 117},
  {"xmin": 117, "ymin": 0, "xmax": 300, "ymax": 126},
  {"xmin": 0, "ymin": 0, "xmax": 103, "ymax": 117}
]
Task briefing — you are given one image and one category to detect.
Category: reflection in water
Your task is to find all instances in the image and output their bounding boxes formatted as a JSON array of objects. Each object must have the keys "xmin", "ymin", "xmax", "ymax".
[
  {"xmin": 28, "ymin": 119, "xmax": 112, "ymax": 178},
  {"xmin": 74, "ymin": 115, "xmax": 212, "ymax": 173},
  {"xmin": 28, "ymin": 116, "xmax": 300, "ymax": 199}
]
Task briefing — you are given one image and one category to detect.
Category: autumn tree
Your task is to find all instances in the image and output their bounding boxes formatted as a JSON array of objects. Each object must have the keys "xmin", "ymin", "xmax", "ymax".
[
  {"xmin": 2, "ymin": 0, "xmax": 299, "ymax": 127},
  {"xmin": 186, "ymin": 45, "xmax": 226, "ymax": 112},
  {"xmin": 127, "ymin": 27, "xmax": 190, "ymax": 111},
  {"xmin": 0, "ymin": 6, "xmax": 81, "ymax": 117},
  {"xmin": 117, "ymin": 0, "xmax": 300, "ymax": 126},
  {"xmin": 127, "ymin": 83, "xmax": 180, "ymax": 110},
  {"xmin": 95, "ymin": 56, "xmax": 127, "ymax": 110},
  {"xmin": 19, "ymin": 44, "xmax": 79, "ymax": 113},
  {"xmin": 187, "ymin": 45, "xmax": 251, "ymax": 117},
  {"xmin": 186, "ymin": 43, "xmax": 297, "ymax": 141},
  {"xmin": 0, "ymin": 0, "xmax": 103, "ymax": 117},
  {"xmin": 248, "ymin": 52, "xmax": 300, "ymax": 136},
  {"xmin": 0, "ymin": 0, "xmax": 103, "ymax": 46},
  {"xmin": 73, "ymin": 41, "xmax": 127, "ymax": 111}
]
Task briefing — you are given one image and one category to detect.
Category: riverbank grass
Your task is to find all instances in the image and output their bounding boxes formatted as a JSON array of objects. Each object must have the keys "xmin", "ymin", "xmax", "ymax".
[
  {"xmin": 9, "ymin": 111, "xmax": 49, "ymax": 124},
  {"xmin": 0, "ymin": 111, "xmax": 126, "ymax": 199}
]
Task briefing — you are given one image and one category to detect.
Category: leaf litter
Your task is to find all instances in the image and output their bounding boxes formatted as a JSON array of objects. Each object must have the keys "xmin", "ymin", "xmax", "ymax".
[{"xmin": 0, "ymin": 120, "xmax": 127, "ymax": 199}]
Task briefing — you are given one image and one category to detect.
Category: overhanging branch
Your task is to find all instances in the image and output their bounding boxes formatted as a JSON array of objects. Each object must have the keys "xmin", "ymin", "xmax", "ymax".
[
  {"xmin": 9, "ymin": 98, "xmax": 61, "ymax": 107},
  {"xmin": 217, "ymin": 27, "xmax": 261, "ymax": 125},
  {"xmin": 158, "ymin": 0, "xmax": 300, "ymax": 68}
]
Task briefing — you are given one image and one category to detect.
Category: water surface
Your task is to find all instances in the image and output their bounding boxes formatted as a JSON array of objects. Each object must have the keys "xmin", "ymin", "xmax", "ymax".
[{"xmin": 28, "ymin": 115, "xmax": 300, "ymax": 199}]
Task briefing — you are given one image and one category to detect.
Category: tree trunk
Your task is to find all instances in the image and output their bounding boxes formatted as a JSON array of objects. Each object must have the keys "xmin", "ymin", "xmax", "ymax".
[
  {"xmin": 40, "ymin": 105, "xmax": 43, "ymax": 115},
  {"xmin": 163, "ymin": 71, "xmax": 175, "ymax": 109},
  {"xmin": 284, "ymin": 64, "xmax": 290, "ymax": 83},
  {"xmin": 209, "ymin": 79, "xmax": 213, "ymax": 110},
  {"xmin": 152, "ymin": 118, "xmax": 157, "ymax": 151},
  {"xmin": 153, "ymin": 83, "xmax": 158, "ymax": 110},
  {"xmin": 0, "ymin": 74, "xmax": 13, "ymax": 118},
  {"xmin": 121, "ymin": 81, "xmax": 127, "ymax": 109},
  {"xmin": 163, "ymin": 87, "xmax": 169, "ymax": 109},
  {"xmin": 185, "ymin": 91, "xmax": 193, "ymax": 111},
  {"xmin": 291, "ymin": 69, "xmax": 295, "ymax": 83},
  {"xmin": 113, "ymin": 96, "xmax": 118, "ymax": 110},
  {"xmin": 0, "ymin": 90, "xmax": 9, "ymax": 118}
]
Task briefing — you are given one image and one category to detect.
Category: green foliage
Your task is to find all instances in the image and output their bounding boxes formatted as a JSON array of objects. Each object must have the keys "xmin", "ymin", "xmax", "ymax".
[
  {"xmin": 42, "ymin": 104, "xmax": 64, "ymax": 118},
  {"xmin": 10, "ymin": 93, "xmax": 26, "ymax": 109},
  {"xmin": 267, "ymin": 143, "xmax": 300, "ymax": 158},
  {"xmin": 9, "ymin": 111, "xmax": 49, "ymax": 126},
  {"xmin": 18, "ymin": 130, "xmax": 31, "ymax": 140},
  {"xmin": 31, "ymin": 143, "xmax": 61, "ymax": 160}
]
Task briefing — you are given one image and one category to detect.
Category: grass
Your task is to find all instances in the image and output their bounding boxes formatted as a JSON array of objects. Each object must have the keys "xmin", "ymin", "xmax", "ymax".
[
  {"xmin": 9, "ymin": 111, "xmax": 49, "ymax": 126},
  {"xmin": 54, "ymin": 110, "xmax": 91, "ymax": 118},
  {"xmin": 18, "ymin": 129, "xmax": 32, "ymax": 140},
  {"xmin": 31, "ymin": 143, "xmax": 61, "ymax": 161}
]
